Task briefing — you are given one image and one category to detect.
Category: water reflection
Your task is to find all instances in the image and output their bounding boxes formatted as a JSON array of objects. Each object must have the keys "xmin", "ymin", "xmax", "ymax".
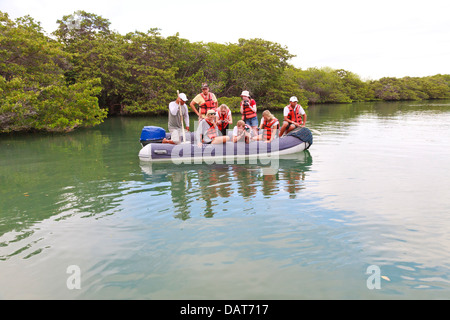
[{"xmin": 140, "ymin": 151, "xmax": 313, "ymax": 219}]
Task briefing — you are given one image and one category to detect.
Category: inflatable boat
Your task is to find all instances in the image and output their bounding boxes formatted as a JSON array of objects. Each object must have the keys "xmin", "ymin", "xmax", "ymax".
[{"xmin": 138, "ymin": 126, "xmax": 313, "ymax": 163}]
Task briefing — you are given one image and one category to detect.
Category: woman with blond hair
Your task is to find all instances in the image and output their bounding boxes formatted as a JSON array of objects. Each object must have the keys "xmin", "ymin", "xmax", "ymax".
[
  {"xmin": 216, "ymin": 104, "xmax": 233, "ymax": 136},
  {"xmin": 253, "ymin": 110, "xmax": 279, "ymax": 143}
]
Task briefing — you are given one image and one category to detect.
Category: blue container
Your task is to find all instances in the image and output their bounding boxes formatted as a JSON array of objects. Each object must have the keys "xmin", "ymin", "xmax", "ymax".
[{"xmin": 140, "ymin": 126, "xmax": 166, "ymax": 146}]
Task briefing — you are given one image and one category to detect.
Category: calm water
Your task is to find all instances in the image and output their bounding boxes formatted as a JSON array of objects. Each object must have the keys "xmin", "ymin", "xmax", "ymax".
[{"xmin": 1, "ymin": 100, "xmax": 450, "ymax": 299}]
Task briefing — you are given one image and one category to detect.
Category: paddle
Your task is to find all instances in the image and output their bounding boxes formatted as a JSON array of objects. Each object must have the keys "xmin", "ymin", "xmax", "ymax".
[
  {"xmin": 309, "ymin": 128, "xmax": 322, "ymax": 135},
  {"xmin": 177, "ymin": 90, "xmax": 188, "ymax": 144}
]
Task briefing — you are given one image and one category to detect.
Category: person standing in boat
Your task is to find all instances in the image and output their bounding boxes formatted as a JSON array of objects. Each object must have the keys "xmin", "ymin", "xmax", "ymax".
[
  {"xmin": 163, "ymin": 93, "xmax": 190, "ymax": 145},
  {"xmin": 216, "ymin": 104, "xmax": 233, "ymax": 136},
  {"xmin": 253, "ymin": 110, "xmax": 279, "ymax": 143},
  {"xmin": 239, "ymin": 90, "xmax": 258, "ymax": 136},
  {"xmin": 279, "ymin": 96, "xmax": 307, "ymax": 137},
  {"xmin": 190, "ymin": 83, "xmax": 218, "ymax": 120},
  {"xmin": 196, "ymin": 109, "xmax": 230, "ymax": 147}
]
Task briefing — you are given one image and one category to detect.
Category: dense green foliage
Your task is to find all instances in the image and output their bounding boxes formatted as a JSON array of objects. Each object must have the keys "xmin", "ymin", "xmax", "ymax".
[
  {"xmin": 0, "ymin": 12, "xmax": 107, "ymax": 132},
  {"xmin": 1, "ymin": 10, "xmax": 449, "ymax": 132}
]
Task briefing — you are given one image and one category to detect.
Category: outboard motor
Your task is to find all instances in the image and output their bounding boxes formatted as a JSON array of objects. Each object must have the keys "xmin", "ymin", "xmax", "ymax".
[{"xmin": 140, "ymin": 126, "xmax": 166, "ymax": 147}]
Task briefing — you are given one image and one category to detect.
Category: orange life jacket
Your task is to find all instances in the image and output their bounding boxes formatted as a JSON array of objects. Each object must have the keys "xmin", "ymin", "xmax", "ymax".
[
  {"xmin": 241, "ymin": 99, "xmax": 257, "ymax": 120},
  {"xmin": 217, "ymin": 111, "xmax": 229, "ymax": 131},
  {"xmin": 199, "ymin": 93, "xmax": 217, "ymax": 115},
  {"xmin": 287, "ymin": 104, "xmax": 303, "ymax": 124},
  {"xmin": 262, "ymin": 118, "xmax": 279, "ymax": 141},
  {"xmin": 204, "ymin": 119, "xmax": 217, "ymax": 141}
]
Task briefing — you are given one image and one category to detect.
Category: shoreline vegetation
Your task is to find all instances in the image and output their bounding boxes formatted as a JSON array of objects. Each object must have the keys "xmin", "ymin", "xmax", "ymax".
[{"xmin": 1, "ymin": 11, "xmax": 449, "ymax": 133}]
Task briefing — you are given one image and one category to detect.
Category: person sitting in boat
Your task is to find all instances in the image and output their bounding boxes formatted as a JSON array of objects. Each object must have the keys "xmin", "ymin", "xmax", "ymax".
[
  {"xmin": 163, "ymin": 93, "xmax": 190, "ymax": 145},
  {"xmin": 253, "ymin": 110, "xmax": 279, "ymax": 143},
  {"xmin": 232, "ymin": 120, "xmax": 252, "ymax": 144},
  {"xmin": 190, "ymin": 82, "xmax": 218, "ymax": 121},
  {"xmin": 239, "ymin": 90, "xmax": 258, "ymax": 136},
  {"xmin": 196, "ymin": 109, "xmax": 230, "ymax": 147},
  {"xmin": 279, "ymin": 96, "xmax": 307, "ymax": 137},
  {"xmin": 216, "ymin": 104, "xmax": 233, "ymax": 136}
]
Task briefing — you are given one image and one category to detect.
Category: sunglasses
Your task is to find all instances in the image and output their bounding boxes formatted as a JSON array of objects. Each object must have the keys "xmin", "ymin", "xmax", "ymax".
[{"xmin": 207, "ymin": 113, "xmax": 216, "ymax": 116}]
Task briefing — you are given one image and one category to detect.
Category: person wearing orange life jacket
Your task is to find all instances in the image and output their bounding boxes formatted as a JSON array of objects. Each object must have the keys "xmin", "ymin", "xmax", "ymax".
[
  {"xmin": 216, "ymin": 104, "xmax": 233, "ymax": 136},
  {"xmin": 196, "ymin": 109, "xmax": 230, "ymax": 147},
  {"xmin": 239, "ymin": 90, "xmax": 258, "ymax": 136},
  {"xmin": 253, "ymin": 110, "xmax": 279, "ymax": 143},
  {"xmin": 279, "ymin": 96, "xmax": 307, "ymax": 137},
  {"xmin": 190, "ymin": 83, "xmax": 218, "ymax": 120}
]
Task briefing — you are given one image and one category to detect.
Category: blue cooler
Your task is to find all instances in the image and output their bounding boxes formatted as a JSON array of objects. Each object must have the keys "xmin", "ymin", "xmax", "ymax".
[{"xmin": 140, "ymin": 126, "xmax": 166, "ymax": 146}]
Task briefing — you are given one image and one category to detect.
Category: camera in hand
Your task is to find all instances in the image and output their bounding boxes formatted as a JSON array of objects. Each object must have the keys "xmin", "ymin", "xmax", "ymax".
[{"xmin": 243, "ymin": 101, "xmax": 249, "ymax": 107}]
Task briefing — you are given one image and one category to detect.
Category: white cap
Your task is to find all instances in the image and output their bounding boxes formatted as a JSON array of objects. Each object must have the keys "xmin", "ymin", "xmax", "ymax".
[
  {"xmin": 289, "ymin": 96, "xmax": 298, "ymax": 102},
  {"xmin": 241, "ymin": 90, "xmax": 250, "ymax": 97},
  {"xmin": 178, "ymin": 93, "xmax": 188, "ymax": 101}
]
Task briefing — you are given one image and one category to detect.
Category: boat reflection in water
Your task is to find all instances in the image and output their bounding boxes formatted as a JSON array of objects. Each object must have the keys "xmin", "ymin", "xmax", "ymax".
[{"xmin": 140, "ymin": 150, "xmax": 313, "ymax": 219}]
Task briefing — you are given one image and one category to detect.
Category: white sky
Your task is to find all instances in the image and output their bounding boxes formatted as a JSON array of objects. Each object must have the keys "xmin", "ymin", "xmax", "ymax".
[{"xmin": 1, "ymin": 0, "xmax": 449, "ymax": 80}]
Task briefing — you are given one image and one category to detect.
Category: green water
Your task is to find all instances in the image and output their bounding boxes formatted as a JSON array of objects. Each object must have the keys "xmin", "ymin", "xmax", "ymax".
[{"xmin": 1, "ymin": 100, "xmax": 450, "ymax": 299}]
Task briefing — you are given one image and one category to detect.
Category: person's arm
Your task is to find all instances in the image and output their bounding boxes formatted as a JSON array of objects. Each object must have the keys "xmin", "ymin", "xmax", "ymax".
[
  {"xmin": 190, "ymin": 101, "xmax": 200, "ymax": 118},
  {"xmin": 296, "ymin": 106, "xmax": 306, "ymax": 126},
  {"xmin": 190, "ymin": 95, "xmax": 202, "ymax": 118},
  {"xmin": 233, "ymin": 127, "xmax": 245, "ymax": 142},
  {"xmin": 196, "ymin": 120, "xmax": 204, "ymax": 147},
  {"xmin": 259, "ymin": 118, "xmax": 264, "ymax": 130},
  {"xmin": 284, "ymin": 115, "xmax": 295, "ymax": 125},
  {"xmin": 232, "ymin": 127, "xmax": 238, "ymax": 142},
  {"xmin": 212, "ymin": 93, "xmax": 218, "ymax": 108},
  {"xmin": 169, "ymin": 102, "xmax": 178, "ymax": 115},
  {"xmin": 250, "ymin": 99, "xmax": 257, "ymax": 113},
  {"xmin": 183, "ymin": 105, "xmax": 190, "ymax": 131},
  {"xmin": 227, "ymin": 110, "xmax": 232, "ymax": 125}
]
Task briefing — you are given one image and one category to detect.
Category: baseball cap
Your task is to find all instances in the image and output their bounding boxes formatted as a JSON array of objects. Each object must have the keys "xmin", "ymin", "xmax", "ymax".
[
  {"xmin": 178, "ymin": 93, "xmax": 188, "ymax": 101},
  {"xmin": 289, "ymin": 96, "xmax": 298, "ymax": 102}
]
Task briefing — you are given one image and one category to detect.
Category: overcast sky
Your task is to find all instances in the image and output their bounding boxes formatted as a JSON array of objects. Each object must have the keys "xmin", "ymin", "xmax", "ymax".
[{"xmin": 2, "ymin": 0, "xmax": 449, "ymax": 80}]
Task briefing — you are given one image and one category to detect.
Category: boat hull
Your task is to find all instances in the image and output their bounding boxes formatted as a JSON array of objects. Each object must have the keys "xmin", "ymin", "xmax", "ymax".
[{"xmin": 138, "ymin": 132, "xmax": 310, "ymax": 163}]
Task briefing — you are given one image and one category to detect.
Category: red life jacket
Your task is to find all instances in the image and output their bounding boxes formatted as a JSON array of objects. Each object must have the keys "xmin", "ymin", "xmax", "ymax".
[
  {"xmin": 287, "ymin": 104, "xmax": 303, "ymax": 124},
  {"xmin": 241, "ymin": 99, "xmax": 257, "ymax": 120},
  {"xmin": 262, "ymin": 118, "xmax": 279, "ymax": 141},
  {"xmin": 199, "ymin": 93, "xmax": 217, "ymax": 115},
  {"xmin": 217, "ymin": 111, "xmax": 229, "ymax": 131},
  {"xmin": 204, "ymin": 119, "xmax": 217, "ymax": 141}
]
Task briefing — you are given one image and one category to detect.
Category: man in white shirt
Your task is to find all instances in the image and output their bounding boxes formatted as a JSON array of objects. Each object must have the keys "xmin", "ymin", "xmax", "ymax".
[
  {"xmin": 165, "ymin": 93, "xmax": 190, "ymax": 144},
  {"xmin": 279, "ymin": 96, "xmax": 307, "ymax": 137}
]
